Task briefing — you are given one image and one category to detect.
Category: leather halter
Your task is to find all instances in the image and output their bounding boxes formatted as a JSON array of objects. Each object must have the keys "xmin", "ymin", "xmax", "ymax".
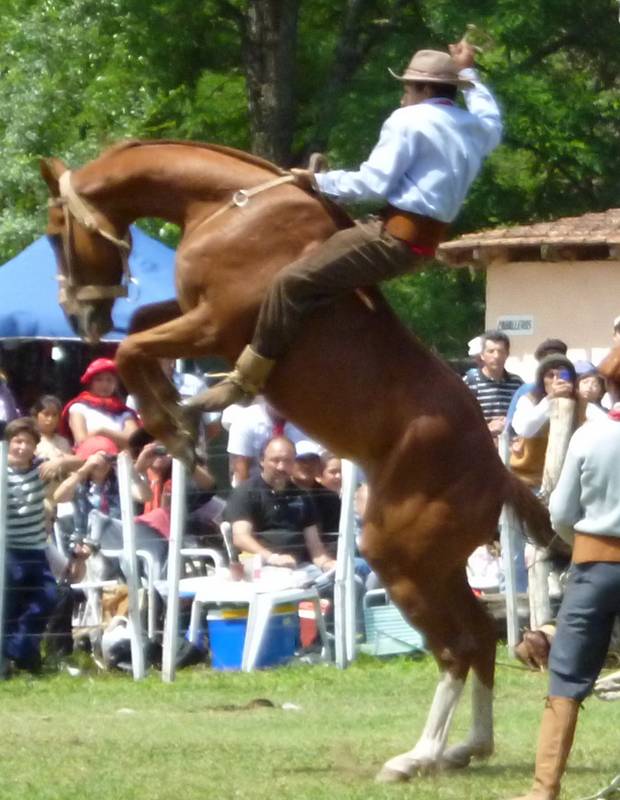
[{"xmin": 51, "ymin": 170, "xmax": 133, "ymax": 316}]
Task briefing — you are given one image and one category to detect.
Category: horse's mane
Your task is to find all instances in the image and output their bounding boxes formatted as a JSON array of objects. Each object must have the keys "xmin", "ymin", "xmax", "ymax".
[
  {"xmin": 101, "ymin": 138, "xmax": 286, "ymax": 176},
  {"xmin": 100, "ymin": 138, "xmax": 354, "ymax": 231}
]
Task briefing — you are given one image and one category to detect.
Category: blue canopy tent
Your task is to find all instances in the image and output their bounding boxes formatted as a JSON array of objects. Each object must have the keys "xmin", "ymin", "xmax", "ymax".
[{"xmin": 0, "ymin": 226, "xmax": 176, "ymax": 340}]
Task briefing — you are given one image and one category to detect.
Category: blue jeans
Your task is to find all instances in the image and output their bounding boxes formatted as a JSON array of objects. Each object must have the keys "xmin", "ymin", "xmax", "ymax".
[
  {"xmin": 549, "ymin": 561, "xmax": 620, "ymax": 701},
  {"xmin": 3, "ymin": 548, "xmax": 58, "ymax": 664}
]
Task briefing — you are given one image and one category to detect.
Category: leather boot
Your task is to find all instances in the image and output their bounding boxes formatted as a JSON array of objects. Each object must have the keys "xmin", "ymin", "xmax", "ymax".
[
  {"xmin": 508, "ymin": 696, "xmax": 579, "ymax": 800},
  {"xmin": 185, "ymin": 345, "xmax": 275, "ymax": 413}
]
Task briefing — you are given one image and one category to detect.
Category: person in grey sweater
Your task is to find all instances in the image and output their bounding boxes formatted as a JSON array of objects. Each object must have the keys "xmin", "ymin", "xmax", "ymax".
[{"xmin": 508, "ymin": 346, "xmax": 620, "ymax": 800}]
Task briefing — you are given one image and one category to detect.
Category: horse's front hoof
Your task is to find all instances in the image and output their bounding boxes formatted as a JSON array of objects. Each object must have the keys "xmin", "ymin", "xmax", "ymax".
[
  {"xmin": 375, "ymin": 766, "xmax": 411, "ymax": 784},
  {"xmin": 166, "ymin": 436, "xmax": 197, "ymax": 472}
]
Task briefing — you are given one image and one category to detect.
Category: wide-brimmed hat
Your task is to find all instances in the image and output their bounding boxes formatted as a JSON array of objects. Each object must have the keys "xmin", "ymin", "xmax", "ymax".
[
  {"xmin": 80, "ymin": 357, "xmax": 117, "ymax": 386},
  {"xmin": 389, "ymin": 49, "xmax": 473, "ymax": 89}
]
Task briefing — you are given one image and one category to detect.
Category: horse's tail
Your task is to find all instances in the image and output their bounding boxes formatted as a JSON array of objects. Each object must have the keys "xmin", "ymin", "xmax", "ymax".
[{"xmin": 502, "ymin": 470, "xmax": 555, "ymax": 548}]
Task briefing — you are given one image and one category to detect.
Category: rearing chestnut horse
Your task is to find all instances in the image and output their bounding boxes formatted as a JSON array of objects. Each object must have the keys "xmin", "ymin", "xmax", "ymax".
[{"xmin": 41, "ymin": 140, "xmax": 552, "ymax": 782}]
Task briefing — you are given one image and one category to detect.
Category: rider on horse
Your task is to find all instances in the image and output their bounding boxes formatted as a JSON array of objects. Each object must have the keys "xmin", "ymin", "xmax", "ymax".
[{"xmin": 193, "ymin": 39, "xmax": 503, "ymax": 412}]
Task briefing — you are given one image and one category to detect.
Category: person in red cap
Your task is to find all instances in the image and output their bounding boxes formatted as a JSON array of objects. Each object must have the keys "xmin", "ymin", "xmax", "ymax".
[{"xmin": 60, "ymin": 358, "xmax": 138, "ymax": 450}]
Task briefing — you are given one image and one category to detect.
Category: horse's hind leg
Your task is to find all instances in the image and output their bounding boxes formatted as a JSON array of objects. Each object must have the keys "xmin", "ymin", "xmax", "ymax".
[
  {"xmin": 374, "ymin": 571, "xmax": 476, "ymax": 782},
  {"xmin": 440, "ymin": 569, "xmax": 496, "ymax": 769},
  {"xmin": 116, "ymin": 300, "xmax": 220, "ymax": 462}
]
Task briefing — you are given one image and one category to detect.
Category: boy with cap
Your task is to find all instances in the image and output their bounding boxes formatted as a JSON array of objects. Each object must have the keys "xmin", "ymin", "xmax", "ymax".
[{"xmin": 194, "ymin": 38, "xmax": 503, "ymax": 411}]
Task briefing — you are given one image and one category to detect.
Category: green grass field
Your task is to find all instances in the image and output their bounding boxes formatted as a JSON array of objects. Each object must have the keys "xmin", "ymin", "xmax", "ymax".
[{"xmin": 0, "ymin": 650, "xmax": 618, "ymax": 800}]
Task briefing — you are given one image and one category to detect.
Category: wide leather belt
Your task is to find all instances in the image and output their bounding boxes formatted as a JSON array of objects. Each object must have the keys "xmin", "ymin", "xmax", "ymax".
[{"xmin": 381, "ymin": 206, "xmax": 449, "ymax": 250}]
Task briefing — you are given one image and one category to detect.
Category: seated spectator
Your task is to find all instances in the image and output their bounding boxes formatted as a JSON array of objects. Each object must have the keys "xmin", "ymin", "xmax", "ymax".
[
  {"xmin": 32, "ymin": 395, "xmax": 82, "ymax": 494},
  {"xmin": 172, "ymin": 437, "xmax": 339, "ymax": 667},
  {"xmin": 505, "ymin": 338, "xmax": 568, "ymax": 431},
  {"xmin": 2, "ymin": 417, "xmax": 57, "ymax": 674},
  {"xmin": 60, "ymin": 358, "xmax": 139, "ymax": 450},
  {"xmin": 467, "ymin": 543, "xmax": 502, "ymax": 594},
  {"xmin": 511, "ymin": 353, "xmax": 577, "ymax": 488},
  {"xmin": 315, "ymin": 452, "xmax": 343, "ymax": 536},
  {"xmin": 226, "ymin": 397, "xmax": 307, "ymax": 485},
  {"xmin": 291, "ymin": 441, "xmax": 324, "ymax": 491},
  {"xmin": 0, "ymin": 368, "xmax": 19, "ymax": 423},
  {"xmin": 225, "ymin": 436, "xmax": 336, "ymax": 574},
  {"xmin": 574, "ymin": 361, "xmax": 606, "ymax": 422},
  {"xmin": 52, "ymin": 435, "xmax": 160, "ymax": 574},
  {"xmin": 464, "ymin": 330, "xmax": 523, "ymax": 442},
  {"xmin": 130, "ymin": 430, "xmax": 220, "ymax": 550},
  {"xmin": 291, "ymin": 446, "xmax": 342, "ymax": 555}
]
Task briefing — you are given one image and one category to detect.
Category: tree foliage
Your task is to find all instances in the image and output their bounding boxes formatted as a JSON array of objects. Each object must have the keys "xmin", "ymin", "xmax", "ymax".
[{"xmin": 1, "ymin": 0, "xmax": 619, "ymax": 354}]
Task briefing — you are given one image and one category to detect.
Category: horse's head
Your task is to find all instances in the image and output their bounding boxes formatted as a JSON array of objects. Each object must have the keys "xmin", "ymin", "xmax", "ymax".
[{"xmin": 40, "ymin": 157, "xmax": 131, "ymax": 344}]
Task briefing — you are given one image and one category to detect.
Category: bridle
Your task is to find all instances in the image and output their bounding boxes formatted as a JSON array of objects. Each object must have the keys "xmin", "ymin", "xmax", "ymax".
[
  {"xmin": 48, "ymin": 162, "xmax": 313, "ymax": 314},
  {"xmin": 49, "ymin": 170, "xmax": 133, "ymax": 316}
]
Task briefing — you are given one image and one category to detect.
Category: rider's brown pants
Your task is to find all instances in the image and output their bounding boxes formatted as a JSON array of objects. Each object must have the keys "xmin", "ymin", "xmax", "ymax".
[{"xmin": 252, "ymin": 218, "xmax": 424, "ymax": 360}]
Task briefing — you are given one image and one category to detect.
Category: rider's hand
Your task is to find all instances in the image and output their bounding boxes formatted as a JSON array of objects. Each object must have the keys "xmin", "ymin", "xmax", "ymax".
[
  {"xmin": 290, "ymin": 168, "xmax": 318, "ymax": 193},
  {"xmin": 448, "ymin": 39, "xmax": 476, "ymax": 71}
]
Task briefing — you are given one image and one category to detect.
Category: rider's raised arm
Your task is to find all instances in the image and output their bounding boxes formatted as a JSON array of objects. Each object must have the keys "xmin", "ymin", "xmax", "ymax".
[{"xmin": 460, "ymin": 68, "xmax": 503, "ymax": 155}]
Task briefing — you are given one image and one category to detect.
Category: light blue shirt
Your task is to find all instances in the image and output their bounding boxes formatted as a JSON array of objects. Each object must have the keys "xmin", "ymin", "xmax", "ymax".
[
  {"xmin": 549, "ymin": 414, "xmax": 620, "ymax": 539},
  {"xmin": 315, "ymin": 68, "xmax": 502, "ymax": 223}
]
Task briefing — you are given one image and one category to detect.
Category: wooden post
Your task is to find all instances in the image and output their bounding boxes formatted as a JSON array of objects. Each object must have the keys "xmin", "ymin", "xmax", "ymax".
[{"xmin": 528, "ymin": 397, "xmax": 575, "ymax": 629}]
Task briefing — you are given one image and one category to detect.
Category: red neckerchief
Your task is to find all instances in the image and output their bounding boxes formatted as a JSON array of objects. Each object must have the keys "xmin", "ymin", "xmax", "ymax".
[
  {"xmin": 60, "ymin": 391, "xmax": 137, "ymax": 439},
  {"xmin": 608, "ymin": 408, "xmax": 620, "ymax": 421},
  {"xmin": 272, "ymin": 418, "xmax": 286, "ymax": 437}
]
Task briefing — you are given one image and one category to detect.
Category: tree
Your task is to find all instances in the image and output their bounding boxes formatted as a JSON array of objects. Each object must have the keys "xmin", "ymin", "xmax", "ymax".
[{"xmin": 1, "ymin": 0, "xmax": 619, "ymax": 353}]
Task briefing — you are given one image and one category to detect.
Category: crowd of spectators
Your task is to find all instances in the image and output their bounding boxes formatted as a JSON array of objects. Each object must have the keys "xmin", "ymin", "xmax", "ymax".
[
  {"xmin": 2, "ymin": 314, "xmax": 619, "ymax": 676},
  {"xmin": 464, "ymin": 317, "xmax": 620, "ymax": 627}
]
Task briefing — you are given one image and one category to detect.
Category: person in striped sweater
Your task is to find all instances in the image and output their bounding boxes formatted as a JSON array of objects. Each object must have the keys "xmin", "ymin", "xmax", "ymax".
[{"xmin": 3, "ymin": 417, "xmax": 57, "ymax": 673}]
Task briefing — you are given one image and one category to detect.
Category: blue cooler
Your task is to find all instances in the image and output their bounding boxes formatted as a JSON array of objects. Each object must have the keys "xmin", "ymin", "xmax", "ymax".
[{"xmin": 207, "ymin": 603, "xmax": 299, "ymax": 670}]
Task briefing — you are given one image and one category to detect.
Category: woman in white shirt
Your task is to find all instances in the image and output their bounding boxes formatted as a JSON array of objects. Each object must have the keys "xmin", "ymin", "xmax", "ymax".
[
  {"xmin": 510, "ymin": 354, "xmax": 577, "ymax": 488},
  {"xmin": 60, "ymin": 358, "xmax": 139, "ymax": 450}
]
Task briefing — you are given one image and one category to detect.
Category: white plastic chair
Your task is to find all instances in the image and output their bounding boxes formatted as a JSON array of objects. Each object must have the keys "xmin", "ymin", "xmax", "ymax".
[{"xmin": 185, "ymin": 574, "xmax": 331, "ymax": 671}]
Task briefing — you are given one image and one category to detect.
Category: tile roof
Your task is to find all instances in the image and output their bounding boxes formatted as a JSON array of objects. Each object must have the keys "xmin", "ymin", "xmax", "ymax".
[{"xmin": 438, "ymin": 209, "xmax": 620, "ymax": 267}]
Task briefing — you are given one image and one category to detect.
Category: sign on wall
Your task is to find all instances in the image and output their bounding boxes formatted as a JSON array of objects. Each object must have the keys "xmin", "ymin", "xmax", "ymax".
[{"xmin": 496, "ymin": 315, "xmax": 534, "ymax": 335}]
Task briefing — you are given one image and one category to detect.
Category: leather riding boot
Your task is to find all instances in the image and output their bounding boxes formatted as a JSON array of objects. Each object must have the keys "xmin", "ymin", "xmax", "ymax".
[
  {"xmin": 186, "ymin": 345, "xmax": 275, "ymax": 413},
  {"xmin": 508, "ymin": 696, "xmax": 579, "ymax": 800}
]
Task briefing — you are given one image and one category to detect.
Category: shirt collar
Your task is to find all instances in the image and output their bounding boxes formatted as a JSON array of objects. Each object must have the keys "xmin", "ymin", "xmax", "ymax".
[{"xmin": 421, "ymin": 97, "xmax": 456, "ymax": 107}]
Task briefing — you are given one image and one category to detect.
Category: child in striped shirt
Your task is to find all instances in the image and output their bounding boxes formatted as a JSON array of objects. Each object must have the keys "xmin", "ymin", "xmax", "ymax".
[{"xmin": 3, "ymin": 417, "xmax": 57, "ymax": 673}]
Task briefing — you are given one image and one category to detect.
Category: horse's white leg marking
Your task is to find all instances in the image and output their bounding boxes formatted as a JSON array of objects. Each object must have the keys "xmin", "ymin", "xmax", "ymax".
[
  {"xmin": 441, "ymin": 673, "xmax": 494, "ymax": 768},
  {"xmin": 376, "ymin": 671, "xmax": 464, "ymax": 783}
]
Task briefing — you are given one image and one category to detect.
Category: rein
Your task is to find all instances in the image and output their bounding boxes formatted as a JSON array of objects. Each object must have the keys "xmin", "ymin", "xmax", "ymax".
[
  {"xmin": 199, "ymin": 173, "xmax": 296, "ymax": 230},
  {"xmin": 51, "ymin": 170, "xmax": 133, "ymax": 314}
]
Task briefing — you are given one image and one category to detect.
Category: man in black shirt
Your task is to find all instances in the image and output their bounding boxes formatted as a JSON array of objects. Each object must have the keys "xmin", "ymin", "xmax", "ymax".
[{"xmin": 225, "ymin": 436, "xmax": 336, "ymax": 572}]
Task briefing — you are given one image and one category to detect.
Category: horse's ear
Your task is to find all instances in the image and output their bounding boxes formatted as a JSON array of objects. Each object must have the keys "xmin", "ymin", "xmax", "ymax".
[{"xmin": 40, "ymin": 157, "xmax": 68, "ymax": 196}]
